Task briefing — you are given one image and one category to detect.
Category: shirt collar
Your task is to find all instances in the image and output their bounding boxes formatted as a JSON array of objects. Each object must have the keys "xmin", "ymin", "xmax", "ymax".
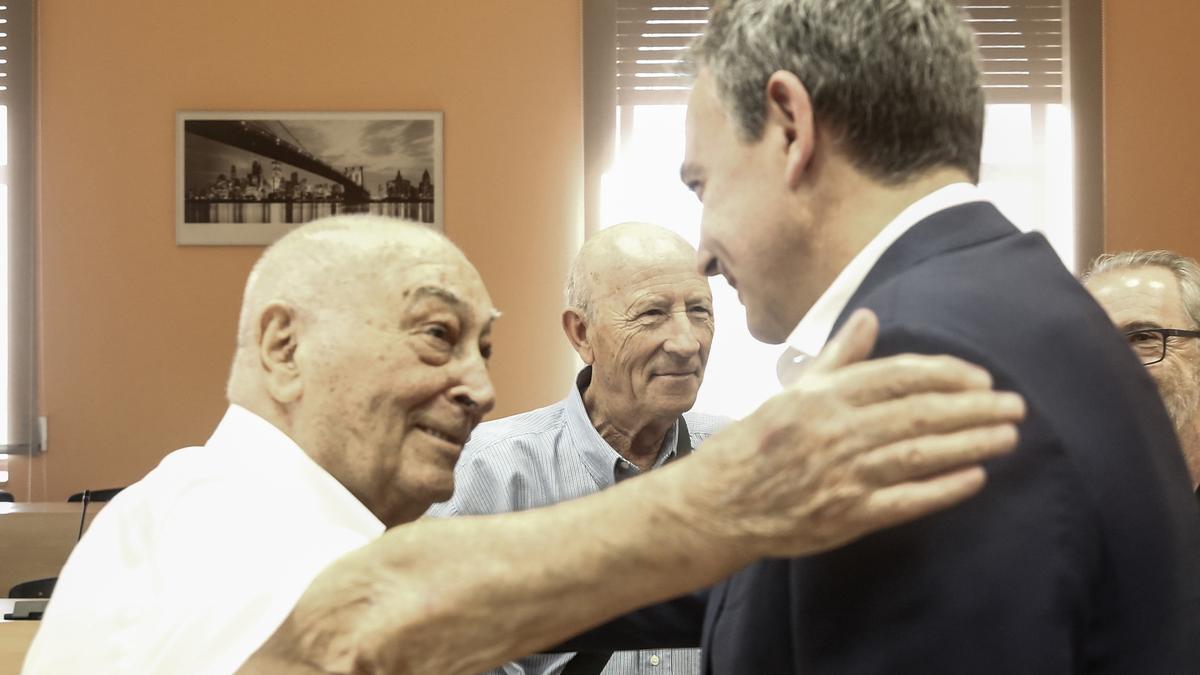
[
  {"xmin": 777, "ymin": 183, "xmax": 987, "ymax": 381},
  {"xmin": 208, "ymin": 404, "xmax": 385, "ymax": 534},
  {"xmin": 563, "ymin": 367, "xmax": 680, "ymax": 486}
]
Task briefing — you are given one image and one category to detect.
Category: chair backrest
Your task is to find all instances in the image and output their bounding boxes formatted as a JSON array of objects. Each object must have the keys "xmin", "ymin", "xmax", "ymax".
[
  {"xmin": 0, "ymin": 490, "xmax": 13, "ymax": 502},
  {"xmin": 67, "ymin": 487, "xmax": 125, "ymax": 503},
  {"xmin": 9, "ymin": 577, "xmax": 57, "ymax": 599}
]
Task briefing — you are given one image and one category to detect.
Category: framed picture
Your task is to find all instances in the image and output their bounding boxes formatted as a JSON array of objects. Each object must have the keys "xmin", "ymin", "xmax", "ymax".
[{"xmin": 176, "ymin": 111, "xmax": 443, "ymax": 245}]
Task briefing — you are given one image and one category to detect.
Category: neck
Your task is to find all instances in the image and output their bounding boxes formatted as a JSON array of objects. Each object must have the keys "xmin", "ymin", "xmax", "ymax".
[
  {"xmin": 583, "ymin": 386, "xmax": 675, "ymax": 471},
  {"xmin": 232, "ymin": 391, "xmax": 422, "ymax": 527},
  {"xmin": 806, "ymin": 163, "xmax": 973, "ymax": 288}
]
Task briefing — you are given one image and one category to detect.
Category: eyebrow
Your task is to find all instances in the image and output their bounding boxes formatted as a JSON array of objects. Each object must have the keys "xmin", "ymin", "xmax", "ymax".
[
  {"xmin": 1120, "ymin": 320, "xmax": 1165, "ymax": 332},
  {"xmin": 411, "ymin": 286, "xmax": 462, "ymax": 306}
]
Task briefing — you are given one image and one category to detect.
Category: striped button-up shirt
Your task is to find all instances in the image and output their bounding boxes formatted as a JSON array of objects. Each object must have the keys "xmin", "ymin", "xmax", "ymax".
[{"xmin": 427, "ymin": 368, "xmax": 729, "ymax": 675}]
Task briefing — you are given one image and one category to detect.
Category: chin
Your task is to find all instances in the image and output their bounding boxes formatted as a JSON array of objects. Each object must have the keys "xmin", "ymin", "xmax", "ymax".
[
  {"xmin": 648, "ymin": 394, "xmax": 699, "ymax": 418},
  {"xmin": 401, "ymin": 471, "xmax": 457, "ymax": 507},
  {"xmin": 425, "ymin": 481, "xmax": 456, "ymax": 504},
  {"xmin": 746, "ymin": 313, "xmax": 788, "ymax": 345}
]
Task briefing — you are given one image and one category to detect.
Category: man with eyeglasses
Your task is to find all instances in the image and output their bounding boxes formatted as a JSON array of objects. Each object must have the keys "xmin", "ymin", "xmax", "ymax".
[{"xmin": 1083, "ymin": 250, "xmax": 1200, "ymax": 495}]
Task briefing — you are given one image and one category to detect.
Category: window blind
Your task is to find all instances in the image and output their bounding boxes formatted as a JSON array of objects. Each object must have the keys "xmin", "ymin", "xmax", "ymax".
[
  {"xmin": 613, "ymin": 1, "xmax": 1063, "ymax": 106},
  {"xmin": 615, "ymin": 2, "xmax": 707, "ymax": 106},
  {"xmin": 963, "ymin": 2, "xmax": 1062, "ymax": 104}
]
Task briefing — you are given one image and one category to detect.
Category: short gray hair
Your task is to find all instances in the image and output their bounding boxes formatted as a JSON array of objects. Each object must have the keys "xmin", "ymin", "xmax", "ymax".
[
  {"xmin": 1083, "ymin": 250, "xmax": 1200, "ymax": 330},
  {"xmin": 565, "ymin": 253, "xmax": 595, "ymax": 321},
  {"xmin": 690, "ymin": 0, "xmax": 985, "ymax": 184}
]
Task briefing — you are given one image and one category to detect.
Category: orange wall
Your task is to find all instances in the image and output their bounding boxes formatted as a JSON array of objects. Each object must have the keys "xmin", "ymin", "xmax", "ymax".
[
  {"xmin": 13, "ymin": 0, "xmax": 1200, "ymax": 500},
  {"xmin": 1103, "ymin": 0, "xmax": 1200, "ymax": 257},
  {"xmin": 10, "ymin": 0, "xmax": 582, "ymax": 500}
]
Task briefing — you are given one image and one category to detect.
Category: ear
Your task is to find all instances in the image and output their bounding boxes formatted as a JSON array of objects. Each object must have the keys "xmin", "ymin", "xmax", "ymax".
[
  {"xmin": 257, "ymin": 302, "xmax": 304, "ymax": 404},
  {"xmin": 764, "ymin": 70, "xmax": 816, "ymax": 190},
  {"xmin": 561, "ymin": 308, "xmax": 596, "ymax": 365}
]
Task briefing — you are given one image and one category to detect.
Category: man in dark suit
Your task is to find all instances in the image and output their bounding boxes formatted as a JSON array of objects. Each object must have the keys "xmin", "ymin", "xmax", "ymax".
[{"xmin": 673, "ymin": 0, "xmax": 1200, "ymax": 671}]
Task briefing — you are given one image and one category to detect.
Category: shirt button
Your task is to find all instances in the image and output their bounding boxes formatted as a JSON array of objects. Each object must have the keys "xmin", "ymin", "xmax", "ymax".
[{"xmin": 649, "ymin": 654, "xmax": 661, "ymax": 666}]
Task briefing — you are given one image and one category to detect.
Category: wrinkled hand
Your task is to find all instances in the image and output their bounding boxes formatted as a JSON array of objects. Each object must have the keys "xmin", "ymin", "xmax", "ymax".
[{"xmin": 687, "ymin": 308, "xmax": 1025, "ymax": 559}]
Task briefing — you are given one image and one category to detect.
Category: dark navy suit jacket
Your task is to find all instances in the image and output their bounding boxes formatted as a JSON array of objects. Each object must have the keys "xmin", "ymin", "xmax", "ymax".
[{"xmin": 562, "ymin": 202, "xmax": 1200, "ymax": 673}]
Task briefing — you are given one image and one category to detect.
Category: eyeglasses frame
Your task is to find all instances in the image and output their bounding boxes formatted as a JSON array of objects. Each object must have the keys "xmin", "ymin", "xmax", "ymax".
[{"xmin": 1122, "ymin": 327, "xmax": 1200, "ymax": 366}]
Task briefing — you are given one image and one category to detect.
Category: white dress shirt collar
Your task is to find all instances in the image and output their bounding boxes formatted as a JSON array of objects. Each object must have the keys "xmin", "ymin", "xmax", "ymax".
[
  {"xmin": 777, "ymin": 183, "xmax": 986, "ymax": 382},
  {"xmin": 208, "ymin": 404, "xmax": 385, "ymax": 533}
]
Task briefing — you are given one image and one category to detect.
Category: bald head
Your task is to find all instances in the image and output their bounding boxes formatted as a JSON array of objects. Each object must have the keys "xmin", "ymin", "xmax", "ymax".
[
  {"xmin": 232, "ymin": 216, "xmax": 453, "ymax": 365},
  {"xmin": 566, "ymin": 222, "xmax": 699, "ymax": 320}
]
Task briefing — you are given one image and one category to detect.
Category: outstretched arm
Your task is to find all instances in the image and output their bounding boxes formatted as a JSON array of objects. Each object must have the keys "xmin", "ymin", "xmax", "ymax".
[{"xmin": 238, "ymin": 309, "xmax": 1025, "ymax": 675}]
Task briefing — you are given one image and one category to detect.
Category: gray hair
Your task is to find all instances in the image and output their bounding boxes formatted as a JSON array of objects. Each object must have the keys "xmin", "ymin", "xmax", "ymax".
[
  {"xmin": 565, "ymin": 254, "xmax": 595, "ymax": 321},
  {"xmin": 689, "ymin": 0, "xmax": 985, "ymax": 184},
  {"xmin": 1083, "ymin": 250, "xmax": 1200, "ymax": 330}
]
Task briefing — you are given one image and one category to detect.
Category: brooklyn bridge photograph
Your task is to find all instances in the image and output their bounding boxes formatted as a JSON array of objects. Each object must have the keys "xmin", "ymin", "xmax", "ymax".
[{"xmin": 176, "ymin": 111, "xmax": 442, "ymax": 245}]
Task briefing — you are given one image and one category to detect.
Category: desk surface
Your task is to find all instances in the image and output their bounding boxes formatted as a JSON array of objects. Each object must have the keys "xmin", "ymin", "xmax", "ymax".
[
  {"xmin": 0, "ymin": 502, "xmax": 105, "ymax": 604},
  {"xmin": 0, "ymin": 502, "xmax": 96, "ymax": 515},
  {"xmin": 0, "ymin": 599, "xmax": 38, "ymax": 675}
]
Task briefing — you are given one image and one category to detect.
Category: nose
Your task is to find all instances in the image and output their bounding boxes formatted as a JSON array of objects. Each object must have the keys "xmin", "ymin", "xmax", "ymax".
[
  {"xmin": 663, "ymin": 311, "xmax": 703, "ymax": 360},
  {"xmin": 450, "ymin": 355, "xmax": 496, "ymax": 416},
  {"xmin": 695, "ymin": 248, "xmax": 719, "ymax": 277}
]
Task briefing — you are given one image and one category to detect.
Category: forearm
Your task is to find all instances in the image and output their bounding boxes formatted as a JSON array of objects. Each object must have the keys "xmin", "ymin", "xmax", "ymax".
[
  {"xmin": 244, "ymin": 457, "xmax": 748, "ymax": 675},
  {"xmin": 242, "ymin": 314, "xmax": 1027, "ymax": 674}
]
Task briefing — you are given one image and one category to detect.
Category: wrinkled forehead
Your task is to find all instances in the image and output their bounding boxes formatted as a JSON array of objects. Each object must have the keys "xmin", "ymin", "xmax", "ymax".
[
  {"xmin": 1087, "ymin": 266, "xmax": 1187, "ymax": 326},
  {"xmin": 595, "ymin": 254, "xmax": 712, "ymax": 306},
  {"xmin": 391, "ymin": 253, "xmax": 493, "ymax": 312}
]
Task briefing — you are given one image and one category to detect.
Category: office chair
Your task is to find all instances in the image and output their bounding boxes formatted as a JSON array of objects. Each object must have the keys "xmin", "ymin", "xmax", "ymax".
[{"xmin": 9, "ymin": 577, "xmax": 57, "ymax": 599}]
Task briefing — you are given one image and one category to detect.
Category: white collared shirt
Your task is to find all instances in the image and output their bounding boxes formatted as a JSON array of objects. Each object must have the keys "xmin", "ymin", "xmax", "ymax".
[
  {"xmin": 777, "ymin": 183, "xmax": 988, "ymax": 383},
  {"xmin": 23, "ymin": 405, "xmax": 385, "ymax": 675}
]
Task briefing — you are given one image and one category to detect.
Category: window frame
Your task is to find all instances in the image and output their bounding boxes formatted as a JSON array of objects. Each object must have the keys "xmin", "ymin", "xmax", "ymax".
[{"xmin": 1, "ymin": 0, "xmax": 40, "ymax": 458}]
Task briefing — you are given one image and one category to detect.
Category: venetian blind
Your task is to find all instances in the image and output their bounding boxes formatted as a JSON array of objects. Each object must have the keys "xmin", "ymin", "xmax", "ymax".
[{"xmin": 614, "ymin": 1, "xmax": 1063, "ymax": 106}]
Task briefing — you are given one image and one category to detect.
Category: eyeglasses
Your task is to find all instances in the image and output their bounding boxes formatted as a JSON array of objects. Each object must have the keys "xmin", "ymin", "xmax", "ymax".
[{"xmin": 1123, "ymin": 328, "xmax": 1200, "ymax": 365}]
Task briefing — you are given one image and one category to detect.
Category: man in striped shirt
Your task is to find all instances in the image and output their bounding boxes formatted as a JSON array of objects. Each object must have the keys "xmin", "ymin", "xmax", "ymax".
[{"xmin": 429, "ymin": 222, "xmax": 727, "ymax": 675}]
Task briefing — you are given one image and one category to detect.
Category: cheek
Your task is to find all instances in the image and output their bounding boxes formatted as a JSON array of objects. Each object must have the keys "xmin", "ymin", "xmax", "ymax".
[
  {"xmin": 1152, "ymin": 361, "xmax": 1186, "ymax": 394},
  {"xmin": 612, "ymin": 328, "xmax": 644, "ymax": 361},
  {"xmin": 618, "ymin": 335, "xmax": 659, "ymax": 377}
]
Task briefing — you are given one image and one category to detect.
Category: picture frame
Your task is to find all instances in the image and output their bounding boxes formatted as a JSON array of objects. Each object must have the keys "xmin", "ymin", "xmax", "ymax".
[{"xmin": 176, "ymin": 111, "xmax": 443, "ymax": 245}]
